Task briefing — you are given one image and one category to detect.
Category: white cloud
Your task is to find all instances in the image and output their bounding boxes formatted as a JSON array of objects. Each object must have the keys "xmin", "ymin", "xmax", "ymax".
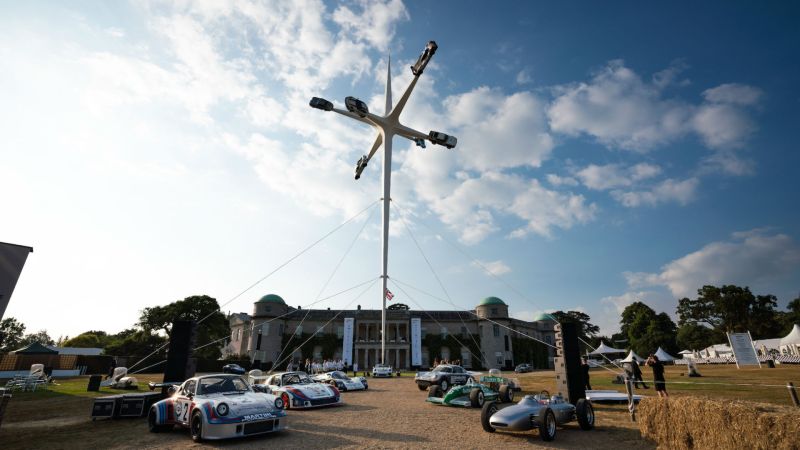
[
  {"xmin": 472, "ymin": 259, "xmax": 512, "ymax": 276},
  {"xmin": 611, "ymin": 177, "xmax": 699, "ymax": 207},
  {"xmin": 702, "ymin": 83, "xmax": 762, "ymax": 106},
  {"xmin": 546, "ymin": 173, "xmax": 578, "ymax": 187},
  {"xmin": 624, "ymin": 229, "xmax": 800, "ymax": 298},
  {"xmin": 332, "ymin": 0, "xmax": 409, "ymax": 51},
  {"xmin": 692, "ymin": 102, "xmax": 757, "ymax": 149},
  {"xmin": 576, "ymin": 162, "xmax": 661, "ymax": 190},
  {"xmin": 516, "ymin": 68, "xmax": 533, "ymax": 85}
]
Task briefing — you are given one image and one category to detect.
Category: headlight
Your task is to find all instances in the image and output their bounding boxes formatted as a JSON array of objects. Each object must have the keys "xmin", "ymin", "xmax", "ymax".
[{"xmin": 216, "ymin": 402, "xmax": 229, "ymax": 416}]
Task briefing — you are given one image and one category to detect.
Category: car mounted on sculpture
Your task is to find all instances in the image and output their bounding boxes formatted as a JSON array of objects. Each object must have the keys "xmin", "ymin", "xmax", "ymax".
[
  {"xmin": 481, "ymin": 390, "xmax": 595, "ymax": 442},
  {"xmin": 428, "ymin": 131, "xmax": 457, "ymax": 149},
  {"xmin": 415, "ymin": 364, "xmax": 475, "ymax": 392},
  {"xmin": 223, "ymin": 364, "xmax": 246, "ymax": 375},
  {"xmin": 309, "ymin": 97, "xmax": 333, "ymax": 111},
  {"xmin": 313, "ymin": 371, "xmax": 368, "ymax": 391},
  {"xmin": 147, "ymin": 374, "xmax": 287, "ymax": 442},
  {"xmin": 355, "ymin": 154, "xmax": 368, "ymax": 180},
  {"xmin": 372, "ymin": 363, "xmax": 393, "ymax": 378},
  {"xmin": 345, "ymin": 96, "xmax": 369, "ymax": 117},
  {"xmin": 260, "ymin": 371, "xmax": 342, "ymax": 409},
  {"xmin": 427, "ymin": 370, "xmax": 517, "ymax": 408},
  {"xmin": 411, "ymin": 40, "xmax": 438, "ymax": 76}
]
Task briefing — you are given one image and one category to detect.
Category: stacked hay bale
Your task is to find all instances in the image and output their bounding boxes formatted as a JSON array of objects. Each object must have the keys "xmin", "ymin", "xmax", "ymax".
[{"xmin": 638, "ymin": 397, "xmax": 800, "ymax": 449}]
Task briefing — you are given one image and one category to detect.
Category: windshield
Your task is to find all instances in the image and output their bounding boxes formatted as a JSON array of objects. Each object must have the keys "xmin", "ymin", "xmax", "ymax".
[
  {"xmin": 282, "ymin": 373, "xmax": 313, "ymax": 385},
  {"xmin": 432, "ymin": 365, "xmax": 452, "ymax": 373},
  {"xmin": 197, "ymin": 376, "xmax": 250, "ymax": 395},
  {"xmin": 331, "ymin": 371, "xmax": 348, "ymax": 380}
]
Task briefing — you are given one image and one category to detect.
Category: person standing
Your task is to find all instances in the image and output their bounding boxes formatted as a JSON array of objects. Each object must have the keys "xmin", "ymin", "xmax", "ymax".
[
  {"xmin": 631, "ymin": 360, "xmax": 649, "ymax": 389},
  {"xmin": 581, "ymin": 357, "xmax": 592, "ymax": 390},
  {"xmin": 646, "ymin": 354, "xmax": 668, "ymax": 398}
]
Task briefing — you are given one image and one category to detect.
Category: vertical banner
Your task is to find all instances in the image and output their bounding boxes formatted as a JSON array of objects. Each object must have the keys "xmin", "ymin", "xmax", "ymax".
[
  {"xmin": 727, "ymin": 331, "xmax": 761, "ymax": 368},
  {"xmin": 411, "ymin": 317, "xmax": 422, "ymax": 366},
  {"xmin": 342, "ymin": 318, "xmax": 355, "ymax": 365},
  {"xmin": 0, "ymin": 242, "xmax": 33, "ymax": 320}
]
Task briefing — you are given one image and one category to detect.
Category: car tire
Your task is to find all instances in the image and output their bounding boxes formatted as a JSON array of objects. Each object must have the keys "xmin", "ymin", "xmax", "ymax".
[
  {"xmin": 537, "ymin": 408, "xmax": 556, "ymax": 442},
  {"xmin": 499, "ymin": 384, "xmax": 512, "ymax": 403},
  {"xmin": 147, "ymin": 407, "xmax": 170, "ymax": 433},
  {"xmin": 417, "ymin": 383, "xmax": 427, "ymax": 391},
  {"xmin": 440, "ymin": 380, "xmax": 449, "ymax": 392},
  {"xmin": 428, "ymin": 385, "xmax": 444, "ymax": 398},
  {"xmin": 576, "ymin": 399, "xmax": 595, "ymax": 430},
  {"xmin": 470, "ymin": 388, "xmax": 485, "ymax": 408},
  {"xmin": 481, "ymin": 401, "xmax": 498, "ymax": 433},
  {"xmin": 190, "ymin": 410, "xmax": 203, "ymax": 442}
]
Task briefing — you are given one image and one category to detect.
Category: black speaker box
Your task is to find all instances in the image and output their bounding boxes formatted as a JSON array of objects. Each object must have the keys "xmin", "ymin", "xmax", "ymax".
[
  {"xmin": 559, "ymin": 322, "xmax": 585, "ymax": 404},
  {"xmin": 168, "ymin": 320, "xmax": 198, "ymax": 355},
  {"xmin": 87, "ymin": 375, "xmax": 102, "ymax": 392},
  {"xmin": 118, "ymin": 392, "xmax": 163, "ymax": 418},
  {"xmin": 90, "ymin": 395, "xmax": 122, "ymax": 420}
]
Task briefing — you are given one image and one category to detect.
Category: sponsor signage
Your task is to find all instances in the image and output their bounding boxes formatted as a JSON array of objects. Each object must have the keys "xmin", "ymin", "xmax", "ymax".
[
  {"xmin": 727, "ymin": 332, "xmax": 761, "ymax": 368},
  {"xmin": 342, "ymin": 318, "xmax": 355, "ymax": 365},
  {"xmin": 411, "ymin": 318, "xmax": 422, "ymax": 366}
]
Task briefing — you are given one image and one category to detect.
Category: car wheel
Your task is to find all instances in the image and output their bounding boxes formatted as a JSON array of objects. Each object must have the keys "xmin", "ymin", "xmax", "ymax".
[
  {"xmin": 428, "ymin": 385, "xmax": 444, "ymax": 398},
  {"xmin": 481, "ymin": 401, "xmax": 498, "ymax": 433},
  {"xmin": 470, "ymin": 388, "xmax": 485, "ymax": 408},
  {"xmin": 147, "ymin": 407, "xmax": 169, "ymax": 433},
  {"xmin": 417, "ymin": 383, "xmax": 427, "ymax": 391},
  {"xmin": 576, "ymin": 399, "xmax": 595, "ymax": 430},
  {"xmin": 440, "ymin": 380, "xmax": 449, "ymax": 392},
  {"xmin": 467, "ymin": 376, "xmax": 475, "ymax": 384},
  {"xmin": 537, "ymin": 408, "xmax": 556, "ymax": 442},
  {"xmin": 363, "ymin": 383, "xmax": 368, "ymax": 390},
  {"xmin": 499, "ymin": 384, "xmax": 511, "ymax": 403},
  {"xmin": 190, "ymin": 410, "xmax": 203, "ymax": 442}
]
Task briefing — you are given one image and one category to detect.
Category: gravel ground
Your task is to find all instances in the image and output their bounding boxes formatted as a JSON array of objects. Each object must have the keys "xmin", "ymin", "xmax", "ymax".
[{"xmin": 2, "ymin": 374, "xmax": 654, "ymax": 449}]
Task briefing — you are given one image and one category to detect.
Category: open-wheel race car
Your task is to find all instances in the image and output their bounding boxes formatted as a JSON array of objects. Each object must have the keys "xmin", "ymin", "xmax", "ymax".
[
  {"xmin": 148, "ymin": 374, "xmax": 287, "ymax": 442},
  {"xmin": 426, "ymin": 371, "xmax": 517, "ymax": 408},
  {"xmin": 313, "ymin": 371, "xmax": 368, "ymax": 391},
  {"xmin": 481, "ymin": 390, "xmax": 595, "ymax": 441}
]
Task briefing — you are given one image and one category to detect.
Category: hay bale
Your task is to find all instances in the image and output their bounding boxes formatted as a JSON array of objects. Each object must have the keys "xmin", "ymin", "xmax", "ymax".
[{"xmin": 638, "ymin": 396, "xmax": 800, "ymax": 449}]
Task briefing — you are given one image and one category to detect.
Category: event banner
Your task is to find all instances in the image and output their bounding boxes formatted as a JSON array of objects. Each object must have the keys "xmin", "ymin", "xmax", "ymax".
[
  {"xmin": 411, "ymin": 318, "xmax": 422, "ymax": 366},
  {"xmin": 0, "ymin": 242, "xmax": 33, "ymax": 320},
  {"xmin": 342, "ymin": 318, "xmax": 355, "ymax": 365},
  {"xmin": 727, "ymin": 331, "xmax": 761, "ymax": 368}
]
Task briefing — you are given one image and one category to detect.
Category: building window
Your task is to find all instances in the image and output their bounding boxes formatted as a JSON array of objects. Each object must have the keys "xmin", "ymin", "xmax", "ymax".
[
  {"xmin": 316, "ymin": 325, "xmax": 324, "ymax": 335},
  {"xmin": 337, "ymin": 326, "xmax": 344, "ymax": 339},
  {"xmin": 262, "ymin": 323, "xmax": 270, "ymax": 336},
  {"xmin": 232, "ymin": 330, "xmax": 236, "ymax": 341},
  {"xmin": 491, "ymin": 307, "xmax": 498, "ymax": 315},
  {"xmin": 256, "ymin": 329, "xmax": 263, "ymax": 350},
  {"xmin": 278, "ymin": 324, "xmax": 284, "ymax": 336},
  {"xmin": 264, "ymin": 305, "xmax": 271, "ymax": 312},
  {"xmin": 461, "ymin": 326, "xmax": 467, "ymax": 337},
  {"xmin": 440, "ymin": 327, "xmax": 448, "ymax": 337},
  {"xmin": 545, "ymin": 335, "xmax": 552, "ymax": 344},
  {"xmin": 295, "ymin": 325, "xmax": 303, "ymax": 335},
  {"xmin": 504, "ymin": 335, "xmax": 510, "ymax": 351},
  {"xmin": 421, "ymin": 328, "xmax": 427, "ymax": 338},
  {"xmin": 493, "ymin": 325, "xmax": 500, "ymax": 337}
]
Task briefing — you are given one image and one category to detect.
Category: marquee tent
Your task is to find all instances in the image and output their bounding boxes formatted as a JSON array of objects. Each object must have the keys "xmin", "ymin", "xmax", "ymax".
[
  {"xmin": 654, "ymin": 347, "xmax": 676, "ymax": 362},
  {"xmin": 589, "ymin": 342, "xmax": 626, "ymax": 355},
  {"xmin": 780, "ymin": 324, "xmax": 800, "ymax": 356},
  {"xmin": 12, "ymin": 342, "xmax": 58, "ymax": 354},
  {"xmin": 621, "ymin": 350, "xmax": 645, "ymax": 363}
]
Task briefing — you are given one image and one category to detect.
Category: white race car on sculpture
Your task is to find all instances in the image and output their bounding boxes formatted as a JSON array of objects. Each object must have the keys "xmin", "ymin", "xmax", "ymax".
[
  {"xmin": 313, "ymin": 371, "xmax": 369, "ymax": 391},
  {"xmin": 263, "ymin": 371, "xmax": 342, "ymax": 409},
  {"xmin": 148, "ymin": 374, "xmax": 287, "ymax": 442}
]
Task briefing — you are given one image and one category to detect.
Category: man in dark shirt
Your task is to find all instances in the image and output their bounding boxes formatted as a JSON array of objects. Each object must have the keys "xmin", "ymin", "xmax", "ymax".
[
  {"xmin": 631, "ymin": 360, "xmax": 648, "ymax": 389},
  {"xmin": 646, "ymin": 354, "xmax": 668, "ymax": 398},
  {"xmin": 581, "ymin": 357, "xmax": 592, "ymax": 390}
]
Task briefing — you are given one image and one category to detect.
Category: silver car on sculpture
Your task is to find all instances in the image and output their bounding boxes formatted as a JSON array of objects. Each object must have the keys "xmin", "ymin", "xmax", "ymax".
[{"xmin": 481, "ymin": 390, "xmax": 595, "ymax": 441}]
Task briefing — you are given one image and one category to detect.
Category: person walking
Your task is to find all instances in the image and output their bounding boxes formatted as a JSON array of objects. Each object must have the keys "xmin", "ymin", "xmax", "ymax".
[
  {"xmin": 581, "ymin": 357, "xmax": 592, "ymax": 390},
  {"xmin": 631, "ymin": 360, "xmax": 649, "ymax": 389},
  {"xmin": 646, "ymin": 354, "xmax": 668, "ymax": 398}
]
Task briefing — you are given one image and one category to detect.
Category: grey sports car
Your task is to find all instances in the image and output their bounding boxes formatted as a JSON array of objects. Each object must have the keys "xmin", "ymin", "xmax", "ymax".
[{"xmin": 481, "ymin": 391, "xmax": 594, "ymax": 441}]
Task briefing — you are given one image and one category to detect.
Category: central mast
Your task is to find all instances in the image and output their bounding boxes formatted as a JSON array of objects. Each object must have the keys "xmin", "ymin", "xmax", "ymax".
[{"xmin": 380, "ymin": 57, "xmax": 393, "ymax": 365}]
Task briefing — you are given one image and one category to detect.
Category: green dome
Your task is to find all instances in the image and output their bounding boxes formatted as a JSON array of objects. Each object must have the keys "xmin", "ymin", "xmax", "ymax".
[
  {"xmin": 534, "ymin": 313, "xmax": 555, "ymax": 321},
  {"xmin": 478, "ymin": 296, "xmax": 506, "ymax": 306},
  {"xmin": 256, "ymin": 294, "xmax": 286, "ymax": 304}
]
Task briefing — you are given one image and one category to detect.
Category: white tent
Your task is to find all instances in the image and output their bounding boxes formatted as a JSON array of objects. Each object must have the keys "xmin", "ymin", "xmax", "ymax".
[
  {"xmin": 589, "ymin": 341, "xmax": 626, "ymax": 355},
  {"xmin": 621, "ymin": 350, "xmax": 645, "ymax": 363},
  {"xmin": 780, "ymin": 324, "xmax": 800, "ymax": 356},
  {"xmin": 654, "ymin": 347, "xmax": 676, "ymax": 362}
]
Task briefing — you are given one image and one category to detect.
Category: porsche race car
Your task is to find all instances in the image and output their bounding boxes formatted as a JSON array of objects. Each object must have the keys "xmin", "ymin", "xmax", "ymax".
[
  {"xmin": 261, "ymin": 371, "xmax": 343, "ymax": 409},
  {"xmin": 415, "ymin": 364, "xmax": 476, "ymax": 391},
  {"xmin": 481, "ymin": 390, "xmax": 595, "ymax": 441},
  {"xmin": 147, "ymin": 374, "xmax": 287, "ymax": 442},
  {"xmin": 313, "ymin": 371, "xmax": 368, "ymax": 391},
  {"xmin": 372, "ymin": 364, "xmax": 393, "ymax": 378}
]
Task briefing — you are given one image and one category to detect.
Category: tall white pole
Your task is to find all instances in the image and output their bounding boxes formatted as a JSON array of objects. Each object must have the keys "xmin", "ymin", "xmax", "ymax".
[{"xmin": 381, "ymin": 58, "xmax": 393, "ymax": 365}]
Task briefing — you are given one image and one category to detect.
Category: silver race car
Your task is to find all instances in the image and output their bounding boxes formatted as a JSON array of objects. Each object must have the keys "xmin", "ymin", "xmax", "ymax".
[
  {"xmin": 148, "ymin": 374, "xmax": 287, "ymax": 442},
  {"xmin": 313, "ymin": 371, "xmax": 368, "ymax": 391},
  {"xmin": 481, "ymin": 390, "xmax": 595, "ymax": 441},
  {"xmin": 262, "ymin": 371, "xmax": 342, "ymax": 409}
]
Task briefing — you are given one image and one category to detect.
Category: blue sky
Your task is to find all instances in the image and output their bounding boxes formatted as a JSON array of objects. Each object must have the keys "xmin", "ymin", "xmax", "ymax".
[{"xmin": 1, "ymin": 1, "xmax": 799, "ymax": 339}]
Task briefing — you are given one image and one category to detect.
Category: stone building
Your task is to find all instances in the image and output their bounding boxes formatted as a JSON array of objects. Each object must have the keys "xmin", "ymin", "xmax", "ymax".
[{"xmin": 225, "ymin": 294, "xmax": 555, "ymax": 370}]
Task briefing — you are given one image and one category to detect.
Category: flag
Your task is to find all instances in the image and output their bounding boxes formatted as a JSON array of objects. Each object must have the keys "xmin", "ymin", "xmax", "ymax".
[{"xmin": 385, "ymin": 289, "xmax": 394, "ymax": 301}]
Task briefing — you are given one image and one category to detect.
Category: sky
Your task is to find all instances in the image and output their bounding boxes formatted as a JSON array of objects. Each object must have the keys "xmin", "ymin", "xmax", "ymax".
[{"xmin": 1, "ymin": 0, "xmax": 799, "ymax": 340}]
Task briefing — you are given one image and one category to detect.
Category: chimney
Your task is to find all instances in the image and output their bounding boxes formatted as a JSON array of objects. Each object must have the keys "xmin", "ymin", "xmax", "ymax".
[{"xmin": 357, "ymin": 304, "xmax": 361, "ymax": 310}]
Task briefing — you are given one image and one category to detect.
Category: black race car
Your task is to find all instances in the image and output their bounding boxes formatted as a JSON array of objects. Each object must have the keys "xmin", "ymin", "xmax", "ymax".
[{"xmin": 415, "ymin": 364, "xmax": 475, "ymax": 392}]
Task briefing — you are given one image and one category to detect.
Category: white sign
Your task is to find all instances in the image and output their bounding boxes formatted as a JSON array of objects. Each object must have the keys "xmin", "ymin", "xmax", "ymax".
[
  {"xmin": 727, "ymin": 331, "xmax": 761, "ymax": 368},
  {"xmin": 342, "ymin": 318, "xmax": 354, "ymax": 365},
  {"xmin": 411, "ymin": 318, "xmax": 422, "ymax": 366}
]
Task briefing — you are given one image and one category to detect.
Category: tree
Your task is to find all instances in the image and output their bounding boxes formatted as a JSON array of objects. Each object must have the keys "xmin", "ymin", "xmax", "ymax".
[
  {"xmin": 676, "ymin": 323, "xmax": 715, "ymax": 351},
  {"xmin": 138, "ymin": 295, "xmax": 230, "ymax": 360},
  {"xmin": 677, "ymin": 285, "xmax": 782, "ymax": 339},
  {"xmin": 550, "ymin": 311, "xmax": 599, "ymax": 350},
  {"xmin": 63, "ymin": 331, "xmax": 111, "ymax": 348},
  {"xmin": 784, "ymin": 296, "xmax": 800, "ymax": 333},
  {"xmin": 0, "ymin": 317, "xmax": 26, "ymax": 352},
  {"xmin": 619, "ymin": 302, "xmax": 678, "ymax": 356},
  {"xmin": 104, "ymin": 329, "xmax": 168, "ymax": 363},
  {"xmin": 20, "ymin": 329, "xmax": 55, "ymax": 347}
]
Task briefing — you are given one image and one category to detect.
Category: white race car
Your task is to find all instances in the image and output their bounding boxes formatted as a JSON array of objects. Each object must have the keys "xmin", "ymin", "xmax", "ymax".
[
  {"xmin": 372, "ymin": 364, "xmax": 393, "ymax": 378},
  {"xmin": 313, "ymin": 371, "xmax": 368, "ymax": 391},
  {"xmin": 148, "ymin": 374, "xmax": 287, "ymax": 442},
  {"xmin": 263, "ymin": 371, "xmax": 342, "ymax": 409}
]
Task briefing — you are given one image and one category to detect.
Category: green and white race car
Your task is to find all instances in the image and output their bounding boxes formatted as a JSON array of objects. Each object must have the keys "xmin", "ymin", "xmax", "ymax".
[{"xmin": 426, "ymin": 371, "xmax": 517, "ymax": 408}]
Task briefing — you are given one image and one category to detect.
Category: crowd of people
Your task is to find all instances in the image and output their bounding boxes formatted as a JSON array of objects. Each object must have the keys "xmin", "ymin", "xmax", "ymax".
[
  {"xmin": 286, "ymin": 358, "xmax": 347, "ymax": 374},
  {"xmin": 430, "ymin": 358, "xmax": 461, "ymax": 368}
]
